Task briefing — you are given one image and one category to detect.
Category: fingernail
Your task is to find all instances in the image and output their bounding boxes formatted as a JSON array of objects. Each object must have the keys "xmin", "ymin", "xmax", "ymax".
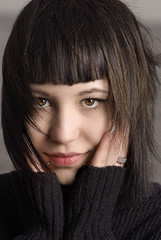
[{"xmin": 110, "ymin": 123, "xmax": 116, "ymax": 134}]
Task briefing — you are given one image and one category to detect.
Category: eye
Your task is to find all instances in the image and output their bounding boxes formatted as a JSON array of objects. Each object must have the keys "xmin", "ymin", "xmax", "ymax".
[
  {"xmin": 35, "ymin": 98, "xmax": 51, "ymax": 108},
  {"xmin": 81, "ymin": 98, "xmax": 103, "ymax": 108}
]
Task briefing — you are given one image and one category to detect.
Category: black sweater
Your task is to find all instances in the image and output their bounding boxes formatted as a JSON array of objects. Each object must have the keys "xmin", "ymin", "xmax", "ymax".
[{"xmin": 0, "ymin": 166, "xmax": 161, "ymax": 239}]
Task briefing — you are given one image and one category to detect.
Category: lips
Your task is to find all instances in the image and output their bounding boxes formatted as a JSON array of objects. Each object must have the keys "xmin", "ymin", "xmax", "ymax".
[{"xmin": 45, "ymin": 152, "xmax": 84, "ymax": 166}]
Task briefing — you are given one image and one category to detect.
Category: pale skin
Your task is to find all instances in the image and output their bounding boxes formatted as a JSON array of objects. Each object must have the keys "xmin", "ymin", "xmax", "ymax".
[{"xmin": 27, "ymin": 79, "xmax": 129, "ymax": 184}]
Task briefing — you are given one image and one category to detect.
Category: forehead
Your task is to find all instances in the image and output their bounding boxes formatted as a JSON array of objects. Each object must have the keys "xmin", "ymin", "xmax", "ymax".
[{"xmin": 31, "ymin": 79, "xmax": 109, "ymax": 96}]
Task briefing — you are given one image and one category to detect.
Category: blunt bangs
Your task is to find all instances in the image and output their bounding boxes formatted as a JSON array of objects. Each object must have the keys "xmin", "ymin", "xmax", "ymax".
[
  {"xmin": 20, "ymin": 0, "xmax": 145, "ymax": 90},
  {"xmin": 23, "ymin": 0, "xmax": 114, "ymax": 85}
]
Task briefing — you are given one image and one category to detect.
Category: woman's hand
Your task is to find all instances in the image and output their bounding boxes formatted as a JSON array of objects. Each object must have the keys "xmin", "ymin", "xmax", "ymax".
[{"xmin": 91, "ymin": 126, "xmax": 129, "ymax": 168}]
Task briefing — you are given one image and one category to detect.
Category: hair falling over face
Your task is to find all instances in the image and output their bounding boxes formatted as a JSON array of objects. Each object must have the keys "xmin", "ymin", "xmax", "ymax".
[{"xmin": 2, "ymin": 0, "xmax": 160, "ymax": 208}]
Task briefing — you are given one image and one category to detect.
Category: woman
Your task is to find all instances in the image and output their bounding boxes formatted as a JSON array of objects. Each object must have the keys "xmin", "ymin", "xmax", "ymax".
[{"xmin": 0, "ymin": 0, "xmax": 161, "ymax": 239}]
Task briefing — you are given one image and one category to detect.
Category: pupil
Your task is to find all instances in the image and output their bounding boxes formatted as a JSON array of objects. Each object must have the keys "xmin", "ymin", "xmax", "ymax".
[
  {"xmin": 38, "ymin": 99, "xmax": 46, "ymax": 106},
  {"xmin": 85, "ymin": 99, "xmax": 94, "ymax": 106}
]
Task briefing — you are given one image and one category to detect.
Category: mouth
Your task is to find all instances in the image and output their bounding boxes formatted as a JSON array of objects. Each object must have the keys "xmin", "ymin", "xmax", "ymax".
[{"xmin": 45, "ymin": 152, "xmax": 87, "ymax": 166}]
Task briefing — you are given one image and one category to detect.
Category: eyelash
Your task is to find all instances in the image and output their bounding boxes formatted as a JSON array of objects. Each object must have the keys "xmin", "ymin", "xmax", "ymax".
[
  {"xmin": 80, "ymin": 98, "xmax": 108, "ymax": 111},
  {"xmin": 34, "ymin": 97, "xmax": 109, "ymax": 111},
  {"xmin": 35, "ymin": 98, "xmax": 51, "ymax": 108}
]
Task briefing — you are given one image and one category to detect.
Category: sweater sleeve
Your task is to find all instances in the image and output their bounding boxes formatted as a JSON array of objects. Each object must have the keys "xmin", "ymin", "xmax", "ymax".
[
  {"xmin": 64, "ymin": 166, "xmax": 126, "ymax": 239},
  {"xmin": 0, "ymin": 171, "xmax": 64, "ymax": 240}
]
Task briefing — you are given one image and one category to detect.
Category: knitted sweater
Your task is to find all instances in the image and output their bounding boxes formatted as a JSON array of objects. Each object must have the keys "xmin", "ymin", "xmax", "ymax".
[{"xmin": 0, "ymin": 166, "xmax": 161, "ymax": 239}]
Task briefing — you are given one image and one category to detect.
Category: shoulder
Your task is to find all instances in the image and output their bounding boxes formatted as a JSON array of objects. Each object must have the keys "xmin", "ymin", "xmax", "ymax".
[
  {"xmin": 142, "ymin": 182, "xmax": 161, "ymax": 219},
  {"xmin": 0, "ymin": 172, "xmax": 18, "ymax": 222},
  {"xmin": 149, "ymin": 182, "xmax": 161, "ymax": 202},
  {"xmin": 0, "ymin": 170, "xmax": 60, "ymax": 200},
  {"xmin": 131, "ymin": 182, "xmax": 161, "ymax": 218},
  {"xmin": 142, "ymin": 182, "xmax": 161, "ymax": 212},
  {"xmin": 0, "ymin": 171, "xmax": 22, "ymax": 185},
  {"xmin": 0, "ymin": 171, "xmax": 17, "ymax": 200},
  {"xmin": 0, "ymin": 171, "xmax": 14, "ymax": 188},
  {"xmin": 113, "ymin": 182, "xmax": 161, "ymax": 239},
  {"xmin": 0, "ymin": 171, "xmax": 13, "ymax": 179}
]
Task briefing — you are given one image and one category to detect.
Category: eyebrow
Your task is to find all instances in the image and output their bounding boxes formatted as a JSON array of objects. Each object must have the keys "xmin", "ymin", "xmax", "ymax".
[
  {"xmin": 32, "ymin": 89, "xmax": 50, "ymax": 97},
  {"xmin": 78, "ymin": 88, "xmax": 109, "ymax": 96},
  {"xmin": 32, "ymin": 88, "xmax": 109, "ymax": 97}
]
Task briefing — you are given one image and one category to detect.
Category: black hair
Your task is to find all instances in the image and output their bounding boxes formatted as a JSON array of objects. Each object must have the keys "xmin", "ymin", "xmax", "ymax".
[{"xmin": 2, "ymin": 0, "xmax": 160, "ymax": 208}]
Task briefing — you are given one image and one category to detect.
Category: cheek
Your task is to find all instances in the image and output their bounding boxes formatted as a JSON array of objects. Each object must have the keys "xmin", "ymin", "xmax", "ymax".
[
  {"xmin": 27, "ymin": 111, "xmax": 52, "ymax": 146},
  {"xmin": 33, "ymin": 111, "xmax": 52, "ymax": 132},
  {"xmin": 27, "ymin": 123, "xmax": 46, "ymax": 152},
  {"xmin": 84, "ymin": 107, "xmax": 112, "ymax": 146},
  {"xmin": 27, "ymin": 125, "xmax": 39, "ymax": 147}
]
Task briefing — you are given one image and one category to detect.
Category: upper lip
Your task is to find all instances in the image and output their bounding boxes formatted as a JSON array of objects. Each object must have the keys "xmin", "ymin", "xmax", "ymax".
[{"xmin": 45, "ymin": 152, "xmax": 82, "ymax": 157}]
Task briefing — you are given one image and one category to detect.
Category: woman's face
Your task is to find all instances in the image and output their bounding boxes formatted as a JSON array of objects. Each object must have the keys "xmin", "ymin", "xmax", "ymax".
[{"xmin": 27, "ymin": 79, "xmax": 112, "ymax": 184}]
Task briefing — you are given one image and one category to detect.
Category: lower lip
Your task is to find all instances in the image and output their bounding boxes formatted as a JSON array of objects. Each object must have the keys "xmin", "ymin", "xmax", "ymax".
[{"xmin": 46, "ymin": 154, "xmax": 83, "ymax": 166}]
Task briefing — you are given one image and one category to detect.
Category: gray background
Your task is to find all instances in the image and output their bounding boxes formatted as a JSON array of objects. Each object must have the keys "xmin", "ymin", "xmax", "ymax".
[{"xmin": 0, "ymin": 0, "xmax": 161, "ymax": 183}]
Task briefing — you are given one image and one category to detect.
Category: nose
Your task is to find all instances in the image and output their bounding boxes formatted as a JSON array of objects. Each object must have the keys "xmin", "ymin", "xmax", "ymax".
[{"xmin": 48, "ymin": 109, "xmax": 80, "ymax": 144}]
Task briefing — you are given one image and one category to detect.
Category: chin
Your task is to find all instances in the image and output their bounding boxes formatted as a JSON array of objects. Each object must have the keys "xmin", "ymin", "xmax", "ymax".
[
  {"xmin": 53, "ymin": 167, "xmax": 79, "ymax": 185},
  {"xmin": 57, "ymin": 175, "xmax": 76, "ymax": 185}
]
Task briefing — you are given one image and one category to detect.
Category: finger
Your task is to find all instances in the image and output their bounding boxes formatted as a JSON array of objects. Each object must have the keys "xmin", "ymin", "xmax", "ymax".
[
  {"xmin": 90, "ymin": 131, "xmax": 113, "ymax": 167},
  {"xmin": 106, "ymin": 126, "xmax": 129, "ymax": 167}
]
